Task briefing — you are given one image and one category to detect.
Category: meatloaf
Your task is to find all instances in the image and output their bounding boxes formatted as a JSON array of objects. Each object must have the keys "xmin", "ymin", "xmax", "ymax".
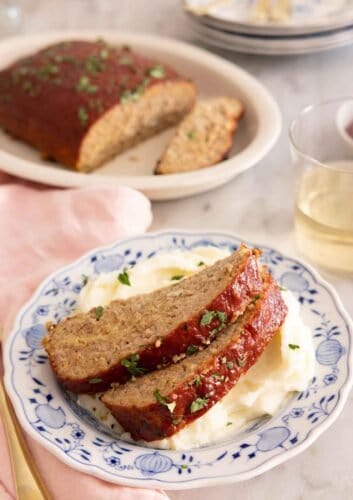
[
  {"xmin": 155, "ymin": 97, "xmax": 244, "ymax": 174},
  {"xmin": 102, "ymin": 271, "xmax": 287, "ymax": 442},
  {"xmin": 0, "ymin": 39, "xmax": 196, "ymax": 171},
  {"xmin": 42, "ymin": 245, "xmax": 262, "ymax": 393}
]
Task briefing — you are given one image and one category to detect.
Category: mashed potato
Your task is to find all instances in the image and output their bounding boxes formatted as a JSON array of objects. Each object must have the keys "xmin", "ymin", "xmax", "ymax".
[{"xmin": 77, "ymin": 247, "xmax": 315, "ymax": 450}]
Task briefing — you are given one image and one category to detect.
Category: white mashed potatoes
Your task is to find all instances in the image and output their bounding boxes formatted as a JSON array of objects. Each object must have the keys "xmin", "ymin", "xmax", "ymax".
[{"xmin": 77, "ymin": 247, "xmax": 315, "ymax": 450}]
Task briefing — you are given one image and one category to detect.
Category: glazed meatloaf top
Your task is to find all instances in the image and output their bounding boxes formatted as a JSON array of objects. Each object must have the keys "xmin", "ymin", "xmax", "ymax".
[
  {"xmin": 42, "ymin": 245, "xmax": 262, "ymax": 393},
  {"xmin": 0, "ymin": 39, "xmax": 193, "ymax": 168},
  {"xmin": 102, "ymin": 270, "xmax": 288, "ymax": 441}
]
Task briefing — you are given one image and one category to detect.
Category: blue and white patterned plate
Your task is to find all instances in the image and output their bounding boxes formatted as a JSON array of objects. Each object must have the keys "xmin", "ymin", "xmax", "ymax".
[{"xmin": 4, "ymin": 230, "xmax": 353, "ymax": 489}]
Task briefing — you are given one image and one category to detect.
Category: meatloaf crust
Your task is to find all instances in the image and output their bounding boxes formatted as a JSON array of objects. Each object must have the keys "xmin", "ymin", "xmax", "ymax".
[
  {"xmin": 42, "ymin": 245, "xmax": 262, "ymax": 393},
  {"xmin": 0, "ymin": 39, "xmax": 196, "ymax": 171},
  {"xmin": 102, "ymin": 271, "xmax": 287, "ymax": 442}
]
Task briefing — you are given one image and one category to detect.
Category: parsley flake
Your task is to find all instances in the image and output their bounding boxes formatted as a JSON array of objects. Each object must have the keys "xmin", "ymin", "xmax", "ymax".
[
  {"xmin": 148, "ymin": 64, "xmax": 165, "ymax": 79},
  {"xmin": 186, "ymin": 345, "xmax": 198, "ymax": 356},
  {"xmin": 121, "ymin": 353, "xmax": 146, "ymax": 376},
  {"xmin": 119, "ymin": 56, "xmax": 134, "ymax": 65},
  {"xmin": 171, "ymin": 275, "xmax": 184, "ymax": 281},
  {"xmin": 120, "ymin": 78, "xmax": 150, "ymax": 104},
  {"xmin": 82, "ymin": 274, "xmax": 89, "ymax": 287},
  {"xmin": 85, "ymin": 55, "xmax": 105, "ymax": 73},
  {"xmin": 252, "ymin": 294, "xmax": 261, "ymax": 303},
  {"xmin": 38, "ymin": 64, "xmax": 59, "ymax": 79},
  {"xmin": 200, "ymin": 310, "xmax": 227, "ymax": 327},
  {"xmin": 118, "ymin": 269, "xmax": 131, "ymax": 286},
  {"xmin": 89, "ymin": 377, "xmax": 103, "ymax": 384},
  {"xmin": 187, "ymin": 129, "xmax": 195, "ymax": 140},
  {"xmin": 197, "ymin": 261, "xmax": 205, "ymax": 266},
  {"xmin": 78, "ymin": 107, "xmax": 89, "ymax": 126},
  {"xmin": 200, "ymin": 310, "xmax": 228, "ymax": 336},
  {"xmin": 172, "ymin": 417, "xmax": 183, "ymax": 425},
  {"xmin": 200, "ymin": 310, "xmax": 214, "ymax": 326},
  {"xmin": 227, "ymin": 361, "xmax": 234, "ymax": 369},
  {"xmin": 236, "ymin": 357, "xmax": 246, "ymax": 367},
  {"xmin": 153, "ymin": 389, "xmax": 176, "ymax": 413},
  {"xmin": 22, "ymin": 80, "xmax": 33, "ymax": 93},
  {"xmin": 100, "ymin": 48, "xmax": 110, "ymax": 60},
  {"xmin": 289, "ymin": 343, "xmax": 300, "ymax": 350},
  {"xmin": 190, "ymin": 397, "xmax": 209, "ymax": 413},
  {"xmin": 280, "ymin": 286, "xmax": 287, "ymax": 291},
  {"xmin": 76, "ymin": 75, "xmax": 98, "ymax": 94},
  {"xmin": 95, "ymin": 306, "xmax": 104, "ymax": 320},
  {"xmin": 194, "ymin": 375, "xmax": 202, "ymax": 386},
  {"xmin": 226, "ymin": 422, "xmax": 233, "ymax": 426}
]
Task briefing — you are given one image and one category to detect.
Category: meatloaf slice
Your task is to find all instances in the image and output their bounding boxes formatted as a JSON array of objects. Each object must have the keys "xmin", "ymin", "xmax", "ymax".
[
  {"xmin": 0, "ymin": 39, "xmax": 196, "ymax": 171},
  {"xmin": 101, "ymin": 271, "xmax": 287, "ymax": 442},
  {"xmin": 42, "ymin": 245, "xmax": 262, "ymax": 393},
  {"xmin": 155, "ymin": 97, "xmax": 244, "ymax": 174}
]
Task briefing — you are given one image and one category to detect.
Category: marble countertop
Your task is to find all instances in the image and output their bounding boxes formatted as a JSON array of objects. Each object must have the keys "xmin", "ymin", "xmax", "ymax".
[{"xmin": 6, "ymin": 1, "xmax": 353, "ymax": 498}]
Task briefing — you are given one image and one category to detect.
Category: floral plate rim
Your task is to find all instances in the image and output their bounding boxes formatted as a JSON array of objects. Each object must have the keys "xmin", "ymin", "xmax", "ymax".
[{"xmin": 4, "ymin": 229, "xmax": 353, "ymax": 489}]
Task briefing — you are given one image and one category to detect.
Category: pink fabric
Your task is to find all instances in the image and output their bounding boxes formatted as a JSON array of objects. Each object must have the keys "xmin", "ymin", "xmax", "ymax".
[{"xmin": 0, "ymin": 173, "xmax": 167, "ymax": 500}]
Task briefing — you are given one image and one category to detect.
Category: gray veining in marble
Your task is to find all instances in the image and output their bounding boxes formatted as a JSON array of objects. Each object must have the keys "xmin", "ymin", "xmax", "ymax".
[{"xmin": 5, "ymin": 1, "xmax": 353, "ymax": 498}]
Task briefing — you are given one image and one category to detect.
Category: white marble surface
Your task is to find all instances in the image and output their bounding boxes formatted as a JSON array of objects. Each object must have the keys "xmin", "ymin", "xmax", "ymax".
[{"xmin": 6, "ymin": 1, "xmax": 353, "ymax": 498}]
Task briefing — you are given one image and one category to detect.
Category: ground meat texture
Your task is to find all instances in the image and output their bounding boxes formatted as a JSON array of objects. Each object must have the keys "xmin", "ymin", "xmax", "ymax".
[
  {"xmin": 101, "ymin": 271, "xmax": 287, "ymax": 442},
  {"xmin": 42, "ymin": 245, "xmax": 262, "ymax": 393}
]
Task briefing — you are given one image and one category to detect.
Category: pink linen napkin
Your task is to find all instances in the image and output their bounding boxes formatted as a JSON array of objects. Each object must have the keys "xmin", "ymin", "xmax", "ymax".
[{"xmin": 0, "ymin": 174, "xmax": 167, "ymax": 500}]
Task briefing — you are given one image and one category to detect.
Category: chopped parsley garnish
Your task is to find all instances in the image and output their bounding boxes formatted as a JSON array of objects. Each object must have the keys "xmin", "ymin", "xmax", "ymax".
[
  {"xmin": 197, "ymin": 261, "xmax": 205, "ymax": 266},
  {"xmin": 76, "ymin": 75, "xmax": 98, "ymax": 94},
  {"xmin": 100, "ymin": 48, "xmax": 110, "ymax": 60},
  {"xmin": 121, "ymin": 353, "xmax": 145, "ymax": 376},
  {"xmin": 186, "ymin": 345, "xmax": 198, "ymax": 356},
  {"xmin": 37, "ymin": 64, "xmax": 59, "ymax": 79},
  {"xmin": 55, "ymin": 54, "xmax": 80, "ymax": 67},
  {"xmin": 227, "ymin": 361, "xmax": 234, "ymax": 369},
  {"xmin": 190, "ymin": 397, "xmax": 209, "ymax": 413},
  {"xmin": 211, "ymin": 372, "xmax": 222, "ymax": 380},
  {"xmin": 226, "ymin": 422, "xmax": 233, "ymax": 426},
  {"xmin": 171, "ymin": 275, "xmax": 184, "ymax": 281},
  {"xmin": 172, "ymin": 417, "xmax": 183, "ymax": 425},
  {"xmin": 252, "ymin": 294, "xmax": 261, "ymax": 303},
  {"xmin": 78, "ymin": 107, "xmax": 89, "ymax": 126},
  {"xmin": 119, "ymin": 55, "xmax": 134, "ymax": 65},
  {"xmin": 89, "ymin": 377, "xmax": 103, "ymax": 384},
  {"xmin": 153, "ymin": 389, "xmax": 176, "ymax": 413},
  {"xmin": 95, "ymin": 306, "xmax": 104, "ymax": 320},
  {"xmin": 200, "ymin": 310, "xmax": 228, "ymax": 336},
  {"xmin": 194, "ymin": 375, "xmax": 202, "ymax": 386},
  {"xmin": 289, "ymin": 343, "xmax": 300, "ymax": 350},
  {"xmin": 118, "ymin": 269, "xmax": 131, "ymax": 286},
  {"xmin": 280, "ymin": 286, "xmax": 287, "ymax": 291},
  {"xmin": 22, "ymin": 80, "xmax": 33, "ymax": 93},
  {"xmin": 89, "ymin": 98, "xmax": 104, "ymax": 113},
  {"xmin": 85, "ymin": 55, "xmax": 105, "ymax": 73},
  {"xmin": 120, "ymin": 78, "xmax": 150, "ymax": 104},
  {"xmin": 200, "ymin": 310, "xmax": 217, "ymax": 326},
  {"xmin": 187, "ymin": 129, "xmax": 195, "ymax": 140},
  {"xmin": 120, "ymin": 88, "xmax": 140, "ymax": 104},
  {"xmin": 82, "ymin": 274, "xmax": 89, "ymax": 286},
  {"xmin": 148, "ymin": 64, "xmax": 165, "ymax": 79},
  {"xmin": 236, "ymin": 357, "xmax": 245, "ymax": 367}
]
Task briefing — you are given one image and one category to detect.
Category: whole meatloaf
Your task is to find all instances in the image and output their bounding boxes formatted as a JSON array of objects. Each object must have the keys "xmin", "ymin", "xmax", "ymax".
[
  {"xmin": 42, "ymin": 245, "xmax": 262, "ymax": 393},
  {"xmin": 0, "ymin": 39, "xmax": 196, "ymax": 171},
  {"xmin": 102, "ymin": 271, "xmax": 287, "ymax": 442}
]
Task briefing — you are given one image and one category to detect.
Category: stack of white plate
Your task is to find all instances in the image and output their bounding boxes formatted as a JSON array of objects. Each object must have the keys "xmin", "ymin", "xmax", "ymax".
[{"xmin": 183, "ymin": 0, "xmax": 353, "ymax": 55}]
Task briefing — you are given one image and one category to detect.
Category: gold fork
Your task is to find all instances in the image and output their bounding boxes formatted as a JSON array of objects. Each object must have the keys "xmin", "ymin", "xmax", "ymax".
[{"xmin": 0, "ymin": 335, "xmax": 51, "ymax": 499}]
